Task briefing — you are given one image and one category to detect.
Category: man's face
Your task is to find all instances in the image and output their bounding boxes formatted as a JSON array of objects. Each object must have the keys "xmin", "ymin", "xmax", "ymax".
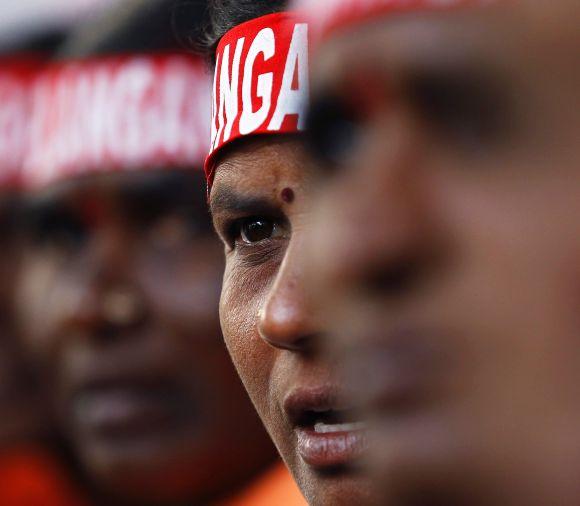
[{"xmin": 304, "ymin": 1, "xmax": 580, "ymax": 504}]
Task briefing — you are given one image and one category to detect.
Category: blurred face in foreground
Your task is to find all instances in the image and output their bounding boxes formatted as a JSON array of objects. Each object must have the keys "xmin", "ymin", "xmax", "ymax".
[
  {"xmin": 16, "ymin": 170, "xmax": 274, "ymax": 504},
  {"xmin": 304, "ymin": 1, "xmax": 580, "ymax": 504}
]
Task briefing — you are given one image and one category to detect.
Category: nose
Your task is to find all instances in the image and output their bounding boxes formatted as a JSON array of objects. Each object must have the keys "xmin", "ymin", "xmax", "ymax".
[
  {"xmin": 258, "ymin": 236, "xmax": 320, "ymax": 352},
  {"xmin": 65, "ymin": 223, "xmax": 148, "ymax": 337}
]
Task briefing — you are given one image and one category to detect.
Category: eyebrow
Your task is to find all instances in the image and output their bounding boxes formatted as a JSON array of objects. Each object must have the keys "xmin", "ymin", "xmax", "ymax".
[
  {"xmin": 18, "ymin": 198, "xmax": 71, "ymax": 238},
  {"xmin": 210, "ymin": 186, "xmax": 281, "ymax": 217}
]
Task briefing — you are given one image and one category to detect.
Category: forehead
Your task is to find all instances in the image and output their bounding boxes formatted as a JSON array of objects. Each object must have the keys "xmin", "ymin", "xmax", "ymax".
[
  {"xmin": 312, "ymin": 0, "xmax": 580, "ymax": 88},
  {"xmin": 211, "ymin": 136, "xmax": 311, "ymax": 200}
]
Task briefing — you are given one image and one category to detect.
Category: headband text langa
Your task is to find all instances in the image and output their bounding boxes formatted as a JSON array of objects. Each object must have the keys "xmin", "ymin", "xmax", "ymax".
[
  {"xmin": 206, "ymin": 13, "xmax": 309, "ymax": 181},
  {"xmin": 25, "ymin": 54, "xmax": 210, "ymax": 189}
]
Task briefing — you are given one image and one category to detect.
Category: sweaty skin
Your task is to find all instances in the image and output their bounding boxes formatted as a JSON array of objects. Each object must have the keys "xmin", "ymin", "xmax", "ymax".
[
  {"xmin": 211, "ymin": 137, "xmax": 375, "ymax": 506},
  {"xmin": 302, "ymin": 1, "xmax": 580, "ymax": 505}
]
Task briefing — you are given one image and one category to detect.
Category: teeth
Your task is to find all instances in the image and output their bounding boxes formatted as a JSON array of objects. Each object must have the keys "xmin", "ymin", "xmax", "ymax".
[{"xmin": 314, "ymin": 421, "xmax": 367, "ymax": 434}]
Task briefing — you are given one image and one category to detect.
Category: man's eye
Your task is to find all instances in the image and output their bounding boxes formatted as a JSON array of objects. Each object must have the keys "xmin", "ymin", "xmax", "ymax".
[
  {"xmin": 306, "ymin": 95, "xmax": 361, "ymax": 172},
  {"xmin": 24, "ymin": 207, "xmax": 88, "ymax": 252},
  {"xmin": 239, "ymin": 218, "xmax": 276, "ymax": 245},
  {"xmin": 39, "ymin": 221, "xmax": 87, "ymax": 251}
]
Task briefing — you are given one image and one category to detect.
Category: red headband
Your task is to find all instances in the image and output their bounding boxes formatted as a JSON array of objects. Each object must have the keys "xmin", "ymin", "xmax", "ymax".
[
  {"xmin": 24, "ymin": 53, "xmax": 210, "ymax": 190},
  {"xmin": 205, "ymin": 12, "xmax": 309, "ymax": 186},
  {"xmin": 0, "ymin": 58, "xmax": 39, "ymax": 191},
  {"xmin": 294, "ymin": 0, "xmax": 498, "ymax": 44}
]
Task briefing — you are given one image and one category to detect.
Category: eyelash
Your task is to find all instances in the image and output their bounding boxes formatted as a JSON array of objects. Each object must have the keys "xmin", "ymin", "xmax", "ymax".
[
  {"xmin": 223, "ymin": 218, "xmax": 244, "ymax": 247},
  {"xmin": 221, "ymin": 214, "xmax": 288, "ymax": 252}
]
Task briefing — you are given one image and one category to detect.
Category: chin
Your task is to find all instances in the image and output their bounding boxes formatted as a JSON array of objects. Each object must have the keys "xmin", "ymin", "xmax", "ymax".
[{"xmin": 293, "ymin": 461, "xmax": 375, "ymax": 506}]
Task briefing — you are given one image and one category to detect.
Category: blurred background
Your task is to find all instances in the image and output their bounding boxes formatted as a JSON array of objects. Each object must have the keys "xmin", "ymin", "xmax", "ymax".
[{"xmin": 0, "ymin": 0, "xmax": 119, "ymax": 51}]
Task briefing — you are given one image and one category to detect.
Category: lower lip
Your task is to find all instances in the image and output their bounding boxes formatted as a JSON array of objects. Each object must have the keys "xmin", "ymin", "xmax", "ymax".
[{"xmin": 296, "ymin": 424, "xmax": 368, "ymax": 469}]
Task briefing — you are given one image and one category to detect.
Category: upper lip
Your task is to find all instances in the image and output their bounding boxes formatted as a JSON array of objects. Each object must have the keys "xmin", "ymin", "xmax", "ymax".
[
  {"xmin": 65, "ymin": 364, "xmax": 186, "ymax": 431},
  {"xmin": 283, "ymin": 385, "xmax": 360, "ymax": 429},
  {"xmin": 62, "ymin": 352, "xmax": 176, "ymax": 405},
  {"xmin": 74, "ymin": 374, "xmax": 170, "ymax": 398}
]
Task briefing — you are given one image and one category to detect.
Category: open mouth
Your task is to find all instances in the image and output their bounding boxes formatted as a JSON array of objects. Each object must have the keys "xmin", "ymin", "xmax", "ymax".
[
  {"xmin": 285, "ymin": 389, "xmax": 368, "ymax": 470},
  {"xmin": 298, "ymin": 407, "xmax": 367, "ymax": 435},
  {"xmin": 314, "ymin": 421, "xmax": 367, "ymax": 434},
  {"xmin": 70, "ymin": 377, "xmax": 192, "ymax": 444},
  {"xmin": 296, "ymin": 408, "xmax": 368, "ymax": 470}
]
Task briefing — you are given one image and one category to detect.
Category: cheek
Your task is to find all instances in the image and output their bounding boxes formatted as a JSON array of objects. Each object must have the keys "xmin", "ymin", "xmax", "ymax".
[
  {"xmin": 143, "ymin": 249, "xmax": 224, "ymax": 326},
  {"xmin": 429, "ymin": 164, "xmax": 580, "ymax": 301},
  {"xmin": 432, "ymin": 175, "xmax": 580, "ymax": 409},
  {"xmin": 219, "ymin": 260, "xmax": 274, "ymax": 415},
  {"xmin": 16, "ymin": 259, "xmax": 61, "ymax": 359}
]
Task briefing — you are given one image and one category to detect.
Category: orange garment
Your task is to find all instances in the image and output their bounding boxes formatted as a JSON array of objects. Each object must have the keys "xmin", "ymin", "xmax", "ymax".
[
  {"xmin": 223, "ymin": 462, "xmax": 306, "ymax": 506},
  {"xmin": 0, "ymin": 446, "xmax": 86, "ymax": 506}
]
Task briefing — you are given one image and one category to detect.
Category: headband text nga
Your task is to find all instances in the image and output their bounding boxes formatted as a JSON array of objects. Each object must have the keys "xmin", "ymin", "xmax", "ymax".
[{"xmin": 206, "ymin": 13, "xmax": 309, "ymax": 180}]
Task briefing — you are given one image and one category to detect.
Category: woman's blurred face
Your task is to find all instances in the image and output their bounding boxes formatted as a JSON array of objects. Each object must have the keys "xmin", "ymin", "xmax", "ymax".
[
  {"xmin": 211, "ymin": 137, "xmax": 373, "ymax": 505},
  {"xmin": 16, "ymin": 170, "xmax": 274, "ymax": 504},
  {"xmin": 304, "ymin": 1, "xmax": 580, "ymax": 504}
]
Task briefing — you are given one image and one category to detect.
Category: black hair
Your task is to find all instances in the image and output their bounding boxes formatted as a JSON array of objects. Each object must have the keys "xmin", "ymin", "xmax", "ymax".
[
  {"xmin": 202, "ymin": 0, "xmax": 288, "ymax": 66},
  {"xmin": 0, "ymin": 30, "xmax": 66, "ymax": 57},
  {"xmin": 58, "ymin": 0, "xmax": 209, "ymax": 59}
]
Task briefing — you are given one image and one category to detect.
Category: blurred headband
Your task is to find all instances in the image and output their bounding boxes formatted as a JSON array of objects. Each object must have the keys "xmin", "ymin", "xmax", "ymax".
[
  {"xmin": 24, "ymin": 53, "xmax": 210, "ymax": 190},
  {"xmin": 0, "ymin": 57, "xmax": 39, "ymax": 191},
  {"xmin": 205, "ymin": 13, "xmax": 309, "ymax": 187},
  {"xmin": 294, "ymin": 0, "xmax": 498, "ymax": 44}
]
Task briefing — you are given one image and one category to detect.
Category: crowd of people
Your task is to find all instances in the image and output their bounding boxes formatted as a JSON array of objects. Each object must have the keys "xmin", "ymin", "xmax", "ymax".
[{"xmin": 0, "ymin": 0, "xmax": 578, "ymax": 504}]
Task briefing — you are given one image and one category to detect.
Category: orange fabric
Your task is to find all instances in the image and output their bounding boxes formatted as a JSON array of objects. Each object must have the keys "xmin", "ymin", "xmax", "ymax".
[
  {"xmin": 222, "ymin": 463, "xmax": 306, "ymax": 506},
  {"xmin": 0, "ymin": 447, "xmax": 86, "ymax": 506}
]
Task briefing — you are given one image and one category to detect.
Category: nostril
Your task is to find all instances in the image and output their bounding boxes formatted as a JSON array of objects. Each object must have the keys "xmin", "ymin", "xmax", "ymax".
[
  {"xmin": 258, "ymin": 314, "xmax": 320, "ymax": 353},
  {"xmin": 262, "ymin": 336, "xmax": 313, "ymax": 353},
  {"xmin": 259, "ymin": 327, "xmax": 315, "ymax": 352},
  {"xmin": 258, "ymin": 295, "xmax": 319, "ymax": 352}
]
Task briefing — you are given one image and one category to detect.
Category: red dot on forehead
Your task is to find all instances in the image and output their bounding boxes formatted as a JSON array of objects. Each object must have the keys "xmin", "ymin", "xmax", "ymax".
[{"xmin": 281, "ymin": 187, "xmax": 295, "ymax": 203}]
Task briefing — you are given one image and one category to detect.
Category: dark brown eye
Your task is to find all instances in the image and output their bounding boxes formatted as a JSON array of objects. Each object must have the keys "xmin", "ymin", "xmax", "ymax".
[
  {"xmin": 239, "ymin": 218, "xmax": 275, "ymax": 244},
  {"xmin": 23, "ymin": 204, "xmax": 88, "ymax": 252}
]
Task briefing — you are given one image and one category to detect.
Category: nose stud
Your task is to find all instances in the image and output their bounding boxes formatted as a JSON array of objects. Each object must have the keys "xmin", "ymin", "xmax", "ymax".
[{"xmin": 102, "ymin": 286, "xmax": 144, "ymax": 326}]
